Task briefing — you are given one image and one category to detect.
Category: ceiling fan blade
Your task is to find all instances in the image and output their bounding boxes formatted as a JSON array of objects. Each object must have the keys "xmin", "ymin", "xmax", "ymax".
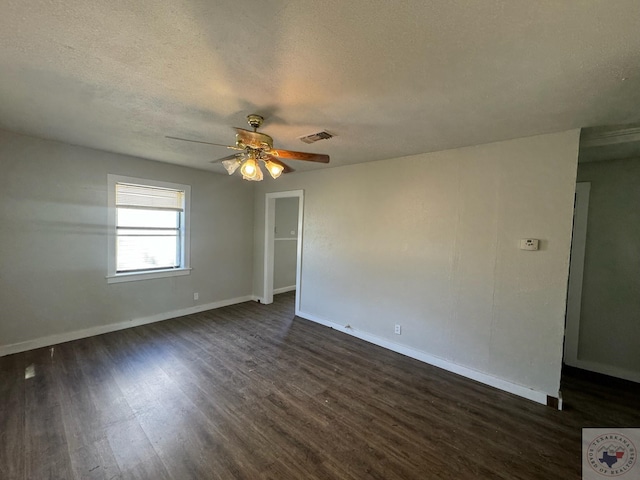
[
  {"xmin": 165, "ymin": 135, "xmax": 240, "ymax": 149},
  {"xmin": 264, "ymin": 155, "xmax": 295, "ymax": 173},
  {"xmin": 270, "ymin": 149, "xmax": 330, "ymax": 163},
  {"xmin": 210, "ymin": 153, "xmax": 243, "ymax": 164}
]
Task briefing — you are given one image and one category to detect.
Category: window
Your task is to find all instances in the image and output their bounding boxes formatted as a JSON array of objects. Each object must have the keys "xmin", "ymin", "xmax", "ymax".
[{"xmin": 107, "ymin": 175, "xmax": 191, "ymax": 283}]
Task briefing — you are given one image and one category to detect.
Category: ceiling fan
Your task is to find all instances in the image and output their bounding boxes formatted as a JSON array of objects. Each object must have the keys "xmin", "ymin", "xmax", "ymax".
[{"xmin": 166, "ymin": 114, "xmax": 330, "ymax": 181}]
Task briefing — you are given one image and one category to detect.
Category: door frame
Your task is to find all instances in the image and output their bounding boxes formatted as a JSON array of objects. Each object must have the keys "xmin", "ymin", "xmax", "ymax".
[
  {"xmin": 263, "ymin": 190, "xmax": 304, "ymax": 314},
  {"xmin": 564, "ymin": 182, "xmax": 590, "ymax": 366}
]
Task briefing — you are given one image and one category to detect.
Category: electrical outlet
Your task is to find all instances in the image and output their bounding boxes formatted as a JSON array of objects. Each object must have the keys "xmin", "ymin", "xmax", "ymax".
[
  {"xmin": 193, "ymin": 292, "xmax": 199, "ymax": 300},
  {"xmin": 394, "ymin": 324, "xmax": 401, "ymax": 335}
]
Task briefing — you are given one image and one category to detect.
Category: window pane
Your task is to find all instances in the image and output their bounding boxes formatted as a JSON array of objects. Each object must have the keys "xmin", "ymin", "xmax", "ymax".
[
  {"xmin": 117, "ymin": 235, "xmax": 178, "ymax": 271},
  {"xmin": 117, "ymin": 208, "xmax": 179, "ymax": 229}
]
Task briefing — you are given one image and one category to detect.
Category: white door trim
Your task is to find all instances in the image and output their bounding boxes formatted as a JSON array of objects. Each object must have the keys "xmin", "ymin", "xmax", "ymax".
[
  {"xmin": 263, "ymin": 190, "xmax": 304, "ymax": 314},
  {"xmin": 564, "ymin": 182, "xmax": 590, "ymax": 366}
]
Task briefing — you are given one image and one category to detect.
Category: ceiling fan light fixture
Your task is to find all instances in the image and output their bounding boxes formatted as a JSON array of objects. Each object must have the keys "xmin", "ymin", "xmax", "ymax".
[
  {"xmin": 264, "ymin": 159, "xmax": 284, "ymax": 179},
  {"xmin": 221, "ymin": 157, "xmax": 242, "ymax": 175},
  {"xmin": 240, "ymin": 156, "xmax": 263, "ymax": 181}
]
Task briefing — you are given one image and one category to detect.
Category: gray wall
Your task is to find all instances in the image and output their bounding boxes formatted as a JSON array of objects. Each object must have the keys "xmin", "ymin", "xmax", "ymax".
[
  {"xmin": 576, "ymin": 158, "xmax": 640, "ymax": 376},
  {"xmin": 273, "ymin": 197, "xmax": 298, "ymax": 290},
  {"xmin": 1, "ymin": 126, "xmax": 582, "ymax": 399},
  {"xmin": 253, "ymin": 130, "xmax": 580, "ymax": 397},
  {"xmin": 0, "ymin": 129, "xmax": 254, "ymax": 351}
]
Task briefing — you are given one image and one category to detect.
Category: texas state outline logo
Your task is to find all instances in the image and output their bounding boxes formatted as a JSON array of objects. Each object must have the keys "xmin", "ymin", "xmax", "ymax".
[{"xmin": 583, "ymin": 429, "xmax": 638, "ymax": 478}]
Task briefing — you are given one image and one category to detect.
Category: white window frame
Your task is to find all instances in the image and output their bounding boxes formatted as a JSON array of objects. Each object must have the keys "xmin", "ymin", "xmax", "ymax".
[{"xmin": 107, "ymin": 174, "xmax": 191, "ymax": 284}]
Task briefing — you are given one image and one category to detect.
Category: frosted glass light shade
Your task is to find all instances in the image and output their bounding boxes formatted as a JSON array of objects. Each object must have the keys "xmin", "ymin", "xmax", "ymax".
[
  {"xmin": 240, "ymin": 157, "xmax": 263, "ymax": 181},
  {"xmin": 243, "ymin": 165, "xmax": 263, "ymax": 181},
  {"xmin": 240, "ymin": 157, "xmax": 257, "ymax": 177},
  {"xmin": 264, "ymin": 160, "xmax": 284, "ymax": 179},
  {"xmin": 221, "ymin": 158, "xmax": 241, "ymax": 175}
]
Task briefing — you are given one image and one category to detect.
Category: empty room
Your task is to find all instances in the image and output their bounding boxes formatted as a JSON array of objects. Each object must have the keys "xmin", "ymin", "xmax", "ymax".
[{"xmin": 1, "ymin": 1, "xmax": 639, "ymax": 479}]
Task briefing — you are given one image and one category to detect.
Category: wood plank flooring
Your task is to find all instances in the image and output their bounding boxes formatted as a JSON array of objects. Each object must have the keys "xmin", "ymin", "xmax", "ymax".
[{"xmin": 1, "ymin": 292, "xmax": 638, "ymax": 479}]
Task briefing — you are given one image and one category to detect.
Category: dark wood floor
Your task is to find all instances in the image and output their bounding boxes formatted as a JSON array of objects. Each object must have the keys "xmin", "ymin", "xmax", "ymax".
[{"xmin": 1, "ymin": 292, "xmax": 638, "ymax": 479}]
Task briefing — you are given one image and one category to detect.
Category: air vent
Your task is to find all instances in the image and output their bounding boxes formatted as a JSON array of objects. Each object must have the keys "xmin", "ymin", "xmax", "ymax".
[{"xmin": 299, "ymin": 130, "xmax": 334, "ymax": 144}]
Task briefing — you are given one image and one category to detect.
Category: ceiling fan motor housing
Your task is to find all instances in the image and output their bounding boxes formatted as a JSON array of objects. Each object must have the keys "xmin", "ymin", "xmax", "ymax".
[{"xmin": 235, "ymin": 131, "xmax": 273, "ymax": 150}]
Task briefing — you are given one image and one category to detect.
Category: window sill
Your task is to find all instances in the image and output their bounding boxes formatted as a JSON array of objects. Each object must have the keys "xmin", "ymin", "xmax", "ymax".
[{"xmin": 106, "ymin": 267, "xmax": 192, "ymax": 284}]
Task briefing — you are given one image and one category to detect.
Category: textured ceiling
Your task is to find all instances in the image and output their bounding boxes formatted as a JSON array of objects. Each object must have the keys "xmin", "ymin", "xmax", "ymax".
[{"xmin": 2, "ymin": 1, "xmax": 640, "ymax": 174}]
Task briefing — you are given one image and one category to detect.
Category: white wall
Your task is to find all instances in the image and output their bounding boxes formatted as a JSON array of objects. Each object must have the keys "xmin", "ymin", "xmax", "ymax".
[
  {"xmin": 0, "ymin": 130, "xmax": 254, "ymax": 354},
  {"xmin": 253, "ymin": 130, "xmax": 580, "ymax": 400},
  {"xmin": 273, "ymin": 197, "xmax": 298, "ymax": 290},
  {"xmin": 573, "ymin": 158, "xmax": 640, "ymax": 381}
]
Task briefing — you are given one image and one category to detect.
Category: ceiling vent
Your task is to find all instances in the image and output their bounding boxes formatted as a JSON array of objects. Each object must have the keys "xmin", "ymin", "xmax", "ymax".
[{"xmin": 299, "ymin": 130, "xmax": 334, "ymax": 144}]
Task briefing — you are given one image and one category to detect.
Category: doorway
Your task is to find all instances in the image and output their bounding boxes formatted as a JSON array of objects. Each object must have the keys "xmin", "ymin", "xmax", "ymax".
[
  {"xmin": 564, "ymin": 160, "xmax": 640, "ymax": 383},
  {"xmin": 263, "ymin": 190, "xmax": 304, "ymax": 314}
]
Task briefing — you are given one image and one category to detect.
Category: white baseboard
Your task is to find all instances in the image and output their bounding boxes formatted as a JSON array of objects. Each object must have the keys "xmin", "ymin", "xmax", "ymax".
[
  {"xmin": 565, "ymin": 358, "xmax": 640, "ymax": 384},
  {"xmin": 297, "ymin": 310, "xmax": 550, "ymax": 406},
  {"xmin": 0, "ymin": 295, "xmax": 254, "ymax": 357},
  {"xmin": 273, "ymin": 285, "xmax": 296, "ymax": 295}
]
